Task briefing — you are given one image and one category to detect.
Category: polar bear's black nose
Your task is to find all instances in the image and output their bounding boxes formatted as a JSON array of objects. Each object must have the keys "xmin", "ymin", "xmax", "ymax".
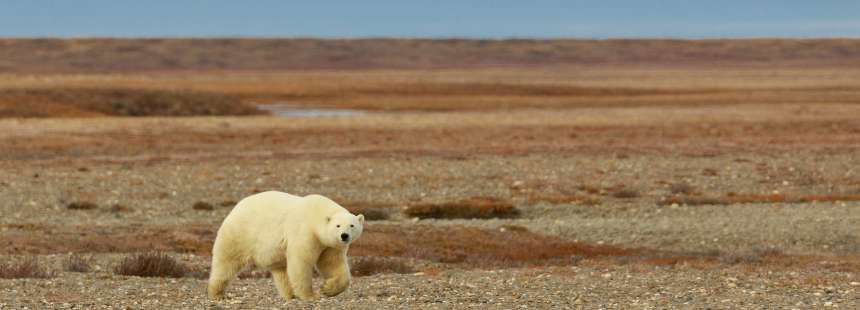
[{"xmin": 340, "ymin": 233, "xmax": 350, "ymax": 242}]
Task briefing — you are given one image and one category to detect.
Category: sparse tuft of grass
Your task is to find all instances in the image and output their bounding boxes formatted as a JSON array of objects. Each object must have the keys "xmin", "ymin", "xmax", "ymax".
[
  {"xmin": 611, "ymin": 188, "xmax": 640, "ymax": 199},
  {"xmin": 404, "ymin": 197, "xmax": 520, "ymax": 219},
  {"xmin": 67, "ymin": 201, "xmax": 98, "ymax": 210},
  {"xmin": 500, "ymin": 224, "xmax": 530, "ymax": 233},
  {"xmin": 114, "ymin": 252, "xmax": 188, "ymax": 278},
  {"xmin": 350, "ymin": 257, "xmax": 416, "ymax": 277},
  {"xmin": 669, "ymin": 182, "xmax": 696, "ymax": 195},
  {"xmin": 0, "ymin": 256, "xmax": 55, "ymax": 279},
  {"xmin": 64, "ymin": 254, "xmax": 92, "ymax": 272},
  {"xmin": 192, "ymin": 201, "xmax": 214, "ymax": 211},
  {"xmin": 577, "ymin": 185, "xmax": 601, "ymax": 195},
  {"xmin": 110, "ymin": 204, "xmax": 131, "ymax": 213}
]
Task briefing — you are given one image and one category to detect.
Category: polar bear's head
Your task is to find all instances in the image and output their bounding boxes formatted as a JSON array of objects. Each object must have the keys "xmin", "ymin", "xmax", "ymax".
[{"xmin": 323, "ymin": 212, "xmax": 365, "ymax": 248}]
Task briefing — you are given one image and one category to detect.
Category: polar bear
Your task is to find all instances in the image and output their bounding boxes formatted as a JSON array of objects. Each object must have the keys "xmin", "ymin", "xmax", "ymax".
[{"xmin": 207, "ymin": 191, "xmax": 364, "ymax": 301}]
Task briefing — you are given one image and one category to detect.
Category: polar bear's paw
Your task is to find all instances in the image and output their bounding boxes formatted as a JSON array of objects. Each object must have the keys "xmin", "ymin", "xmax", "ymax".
[{"xmin": 321, "ymin": 277, "xmax": 349, "ymax": 297}]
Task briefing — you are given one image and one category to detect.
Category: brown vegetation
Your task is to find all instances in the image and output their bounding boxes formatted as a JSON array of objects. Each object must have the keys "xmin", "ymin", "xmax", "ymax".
[
  {"xmin": 2, "ymin": 38, "xmax": 860, "ymax": 73},
  {"xmin": 404, "ymin": 197, "xmax": 520, "ymax": 219},
  {"xmin": 610, "ymin": 187, "xmax": 640, "ymax": 199},
  {"xmin": 0, "ymin": 256, "xmax": 54, "ymax": 279},
  {"xmin": 352, "ymin": 224, "xmax": 634, "ymax": 267},
  {"xmin": 0, "ymin": 88, "xmax": 263, "ymax": 118},
  {"xmin": 66, "ymin": 201, "xmax": 98, "ymax": 210},
  {"xmin": 350, "ymin": 257, "xmax": 416, "ymax": 277},
  {"xmin": 64, "ymin": 254, "xmax": 92, "ymax": 272},
  {"xmin": 659, "ymin": 193, "xmax": 860, "ymax": 206},
  {"xmin": 668, "ymin": 183, "xmax": 696, "ymax": 195},
  {"xmin": 192, "ymin": 201, "xmax": 215, "ymax": 211},
  {"xmin": 114, "ymin": 252, "xmax": 188, "ymax": 278}
]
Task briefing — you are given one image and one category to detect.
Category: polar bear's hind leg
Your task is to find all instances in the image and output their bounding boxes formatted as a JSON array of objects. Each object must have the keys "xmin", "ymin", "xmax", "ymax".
[{"xmin": 207, "ymin": 254, "xmax": 242, "ymax": 299}]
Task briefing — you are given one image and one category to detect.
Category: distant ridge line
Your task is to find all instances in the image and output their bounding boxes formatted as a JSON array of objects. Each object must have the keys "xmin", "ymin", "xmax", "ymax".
[{"xmin": 1, "ymin": 38, "xmax": 859, "ymax": 73}]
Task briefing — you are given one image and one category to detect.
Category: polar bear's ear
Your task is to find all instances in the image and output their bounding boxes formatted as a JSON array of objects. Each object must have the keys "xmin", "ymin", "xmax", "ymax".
[{"xmin": 357, "ymin": 214, "xmax": 365, "ymax": 224}]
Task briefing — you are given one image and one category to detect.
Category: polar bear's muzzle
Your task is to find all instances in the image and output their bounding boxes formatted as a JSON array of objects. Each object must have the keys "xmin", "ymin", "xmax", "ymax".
[{"xmin": 340, "ymin": 233, "xmax": 350, "ymax": 242}]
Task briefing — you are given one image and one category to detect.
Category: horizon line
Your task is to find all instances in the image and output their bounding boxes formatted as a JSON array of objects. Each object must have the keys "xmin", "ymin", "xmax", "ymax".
[{"xmin": 2, "ymin": 35, "xmax": 860, "ymax": 41}]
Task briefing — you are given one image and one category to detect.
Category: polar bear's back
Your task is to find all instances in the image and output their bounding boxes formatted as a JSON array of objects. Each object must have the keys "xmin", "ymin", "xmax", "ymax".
[{"xmin": 214, "ymin": 191, "xmax": 344, "ymax": 268}]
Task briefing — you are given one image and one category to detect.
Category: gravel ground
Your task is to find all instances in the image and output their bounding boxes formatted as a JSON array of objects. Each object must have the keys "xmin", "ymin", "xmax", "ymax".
[
  {"xmin": 2, "ymin": 262, "xmax": 858, "ymax": 309},
  {"xmin": 1, "ymin": 108, "xmax": 859, "ymax": 308}
]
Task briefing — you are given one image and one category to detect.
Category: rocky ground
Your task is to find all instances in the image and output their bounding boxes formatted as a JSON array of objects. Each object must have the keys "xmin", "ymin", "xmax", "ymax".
[{"xmin": 1, "ymin": 104, "xmax": 859, "ymax": 308}]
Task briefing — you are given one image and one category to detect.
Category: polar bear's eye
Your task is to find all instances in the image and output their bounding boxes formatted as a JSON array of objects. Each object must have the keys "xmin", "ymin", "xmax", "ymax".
[
  {"xmin": 350, "ymin": 225, "xmax": 354, "ymax": 227},
  {"xmin": 336, "ymin": 225, "xmax": 340, "ymax": 228}
]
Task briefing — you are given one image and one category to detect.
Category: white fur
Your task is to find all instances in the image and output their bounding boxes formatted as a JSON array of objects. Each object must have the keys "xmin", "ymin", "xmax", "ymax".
[{"xmin": 207, "ymin": 191, "xmax": 364, "ymax": 301}]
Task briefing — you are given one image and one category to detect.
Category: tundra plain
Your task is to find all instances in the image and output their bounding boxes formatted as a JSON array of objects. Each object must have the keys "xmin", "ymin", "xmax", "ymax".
[{"xmin": 0, "ymin": 39, "xmax": 859, "ymax": 308}]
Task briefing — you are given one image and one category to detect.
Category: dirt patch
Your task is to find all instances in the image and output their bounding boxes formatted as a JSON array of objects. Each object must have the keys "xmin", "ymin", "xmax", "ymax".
[{"xmin": 525, "ymin": 192, "xmax": 602, "ymax": 206}]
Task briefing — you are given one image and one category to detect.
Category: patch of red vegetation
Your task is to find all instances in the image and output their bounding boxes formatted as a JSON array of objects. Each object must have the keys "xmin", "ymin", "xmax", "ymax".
[
  {"xmin": 404, "ymin": 197, "xmax": 520, "ymax": 219},
  {"xmin": 659, "ymin": 192, "xmax": 860, "ymax": 206},
  {"xmin": 351, "ymin": 224, "xmax": 635, "ymax": 267}
]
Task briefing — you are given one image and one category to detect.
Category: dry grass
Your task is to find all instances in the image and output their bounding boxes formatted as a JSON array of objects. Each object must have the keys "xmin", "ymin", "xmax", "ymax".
[
  {"xmin": 114, "ymin": 252, "xmax": 188, "ymax": 278},
  {"xmin": 0, "ymin": 88, "xmax": 264, "ymax": 118},
  {"xmin": 500, "ymin": 224, "xmax": 530, "ymax": 233},
  {"xmin": 2, "ymin": 38, "xmax": 860, "ymax": 73},
  {"xmin": 0, "ymin": 256, "xmax": 54, "ymax": 279},
  {"xmin": 658, "ymin": 193, "xmax": 860, "ymax": 206},
  {"xmin": 64, "ymin": 254, "xmax": 92, "ymax": 272},
  {"xmin": 610, "ymin": 188, "xmax": 641, "ymax": 199},
  {"xmin": 192, "ymin": 201, "xmax": 214, "ymax": 211},
  {"xmin": 109, "ymin": 204, "xmax": 131, "ymax": 213},
  {"xmin": 66, "ymin": 201, "xmax": 98, "ymax": 210},
  {"xmin": 1, "ymin": 65, "xmax": 860, "ymax": 113},
  {"xmin": 404, "ymin": 197, "xmax": 520, "ymax": 219},
  {"xmin": 352, "ymin": 224, "xmax": 634, "ymax": 267},
  {"xmin": 350, "ymin": 257, "xmax": 416, "ymax": 277},
  {"xmin": 669, "ymin": 182, "xmax": 696, "ymax": 195}
]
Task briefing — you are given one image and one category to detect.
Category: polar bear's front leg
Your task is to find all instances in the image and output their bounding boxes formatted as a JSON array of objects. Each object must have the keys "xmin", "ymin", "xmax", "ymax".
[
  {"xmin": 271, "ymin": 268, "xmax": 293, "ymax": 299},
  {"xmin": 317, "ymin": 247, "xmax": 351, "ymax": 297},
  {"xmin": 287, "ymin": 242, "xmax": 320, "ymax": 301}
]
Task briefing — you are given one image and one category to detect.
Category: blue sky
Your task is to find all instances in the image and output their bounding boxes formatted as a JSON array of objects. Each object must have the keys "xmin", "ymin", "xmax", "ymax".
[{"xmin": 2, "ymin": 0, "xmax": 859, "ymax": 38}]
